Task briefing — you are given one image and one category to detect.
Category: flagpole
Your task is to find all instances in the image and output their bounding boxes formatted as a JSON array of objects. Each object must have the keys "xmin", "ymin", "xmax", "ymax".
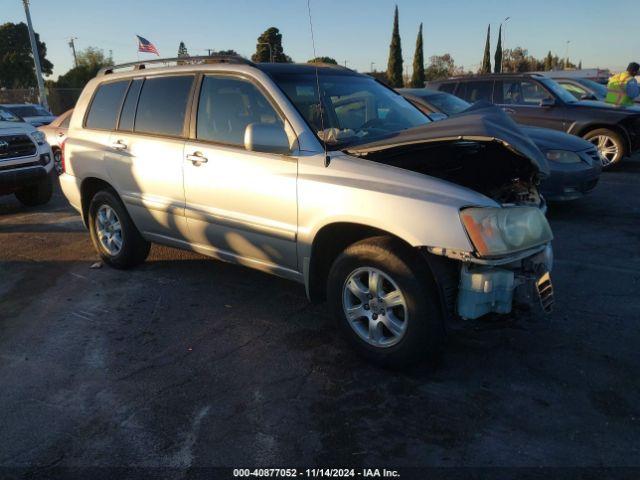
[{"xmin": 135, "ymin": 35, "xmax": 139, "ymax": 61}]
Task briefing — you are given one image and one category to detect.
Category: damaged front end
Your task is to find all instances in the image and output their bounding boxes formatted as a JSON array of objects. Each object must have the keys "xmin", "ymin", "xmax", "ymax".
[{"xmin": 346, "ymin": 105, "xmax": 555, "ymax": 320}]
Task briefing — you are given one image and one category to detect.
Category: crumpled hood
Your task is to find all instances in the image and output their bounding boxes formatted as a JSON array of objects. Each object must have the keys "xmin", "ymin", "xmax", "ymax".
[
  {"xmin": 520, "ymin": 125, "xmax": 593, "ymax": 152},
  {"xmin": 345, "ymin": 102, "xmax": 550, "ymax": 177}
]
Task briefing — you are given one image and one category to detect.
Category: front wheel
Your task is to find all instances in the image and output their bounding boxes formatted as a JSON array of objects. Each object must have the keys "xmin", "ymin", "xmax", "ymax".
[
  {"xmin": 88, "ymin": 190, "xmax": 150, "ymax": 269},
  {"xmin": 327, "ymin": 237, "xmax": 445, "ymax": 368},
  {"xmin": 583, "ymin": 128, "xmax": 626, "ymax": 167}
]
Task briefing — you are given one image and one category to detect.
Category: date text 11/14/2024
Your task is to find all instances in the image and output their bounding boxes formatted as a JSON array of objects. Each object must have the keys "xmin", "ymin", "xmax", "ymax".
[{"xmin": 233, "ymin": 468, "xmax": 401, "ymax": 478}]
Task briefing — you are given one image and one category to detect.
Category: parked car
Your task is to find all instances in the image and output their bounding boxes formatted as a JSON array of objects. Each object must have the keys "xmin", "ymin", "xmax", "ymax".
[
  {"xmin": 60, "ymin": 57, "xmax": 554, "ymax": 367},
  {"xmin": 39, "ymin": 109, "xmax": 73, "ymax": 175},
  {"xmin": 1, "ymin": 103, "xmax": 56, "ymax": 127},
  {"xmin": 0, "ymin": 107, "xmax": 54, "ymax": 206},
  {"xmin": 428, "ymin": 74, "xmax": 640, "ymax": 167},
  {"xmin": 399, "ymin": 88, "xmax": 603, "ymax": 201}
]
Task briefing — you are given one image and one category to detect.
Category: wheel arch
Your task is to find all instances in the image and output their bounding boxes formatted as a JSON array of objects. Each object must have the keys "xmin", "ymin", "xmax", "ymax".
[
  {"xmin": 573, "ymin": 122, "xmax": 631, "ymax": 155},
  {"xmin": 79, "ymin": 177, "xmax": 118, "ymax": 227}
]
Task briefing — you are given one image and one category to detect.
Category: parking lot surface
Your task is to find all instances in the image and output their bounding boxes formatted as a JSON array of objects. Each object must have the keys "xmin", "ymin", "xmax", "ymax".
[{"xmin": 1, "ymin": 159, "xmax": 640, "ymax": 475}]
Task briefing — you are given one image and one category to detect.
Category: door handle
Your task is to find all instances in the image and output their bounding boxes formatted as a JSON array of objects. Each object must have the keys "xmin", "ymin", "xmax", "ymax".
[
  {"xmin": 111, "ymin": 140, "xmax": 127, "ymax": 150},
  {"xmin": 56, "ymin": 131, "xmax": 65, "ymax": 137},
  {"xmin": 502, "ymin": 107, "xmax": 516, "ymax": 115},
  {"xmin": 186, "ymin": 151, "xmax": 208, "ymax": 166}
]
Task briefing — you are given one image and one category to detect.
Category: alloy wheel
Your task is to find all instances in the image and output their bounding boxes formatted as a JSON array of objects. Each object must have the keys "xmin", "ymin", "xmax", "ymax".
[
  {"xmin": 95, "ymin": 204, "xmax": 123, "ymax": 255},
  {"xmin": 588, "ymin": 134, "xmax": 619, "ymax": 167},
  {"xmin": 342, "ymin": 267, "xmax": 408, "ymax": 348}
]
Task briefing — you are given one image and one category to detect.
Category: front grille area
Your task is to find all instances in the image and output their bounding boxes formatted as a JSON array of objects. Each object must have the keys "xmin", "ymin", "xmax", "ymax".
[{"xmin": 0, "ymin": 134, "xmax": 37, "ymax": 161}]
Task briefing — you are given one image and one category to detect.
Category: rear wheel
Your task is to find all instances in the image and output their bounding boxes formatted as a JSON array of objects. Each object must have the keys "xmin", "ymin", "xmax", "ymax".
[
  {"xmin": 583, "ymin": 128, "xmax": 625, "ymax": 167},
  {"xmin": 15, "ymin": 173, "xmax": 53, "ymax": 206},
  {"xmin": 88, "ymin": 190, "xmax": 150, "ymax": 269},
  {"xmin": 327, "ymin": 236, "xmax": 445, "ymax": 368}
]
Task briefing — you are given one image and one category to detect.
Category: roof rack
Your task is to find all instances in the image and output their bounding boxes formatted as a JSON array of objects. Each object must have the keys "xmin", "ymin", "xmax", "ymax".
[{"xmin": 97, "ymin": 54, "xmax": 255, "ymax": 76}]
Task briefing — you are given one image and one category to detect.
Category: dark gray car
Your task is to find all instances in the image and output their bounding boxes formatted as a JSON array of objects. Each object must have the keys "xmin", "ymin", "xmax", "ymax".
[
  {"xmin": 428, "ymin": 74, "xmax": 640, "ymax": 167},
  {"xmin": 399, "ymin": 88, "xmax": 602, "ymax": 201}
]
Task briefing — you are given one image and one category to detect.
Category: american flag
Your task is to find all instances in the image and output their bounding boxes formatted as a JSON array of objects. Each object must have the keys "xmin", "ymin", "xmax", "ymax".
[{"xmin": 136, "ymin": 35, "xmax": 159, "ymax": 56}]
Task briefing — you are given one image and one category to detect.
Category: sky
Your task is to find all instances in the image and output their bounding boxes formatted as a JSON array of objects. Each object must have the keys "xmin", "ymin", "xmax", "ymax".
[{"xmin": 3, "ymin": 0, "xmax": 640, "ymax": 79}]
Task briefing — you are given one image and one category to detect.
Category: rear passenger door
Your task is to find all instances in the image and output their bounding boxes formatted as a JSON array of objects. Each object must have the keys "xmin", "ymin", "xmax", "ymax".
[
  {"xmin": 106, "ymin": 75, "xmax": 195, "ymax": 240},
  {"xmin": 455, "ymin": 81, "xmax": 494, "ymax": 103},
  {"xmin": 182, "ymin": 74, "xmax": 298, "ymax": 273},
  {"xmin": 494, "ymin": 79, "xmax": 567, "ymax": 131}
]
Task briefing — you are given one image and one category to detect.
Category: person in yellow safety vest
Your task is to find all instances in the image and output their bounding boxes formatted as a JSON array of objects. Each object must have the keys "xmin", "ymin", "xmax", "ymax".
[{"xmin": 605, "ymin": 62, "xmax": 640, "ymax": 107}]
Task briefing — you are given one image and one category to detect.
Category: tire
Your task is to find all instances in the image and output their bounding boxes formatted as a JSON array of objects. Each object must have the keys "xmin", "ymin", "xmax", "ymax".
[
  {"xmin": 88, "ymin": 190, "xmax": 150, "ymax": 269},
  {"xmin": 327, "ymin": 236, "xmax": 445, "ymax": 368},
  {"xmin": 15, "ymin": 173, "xmax": 53, "ymax": 206},
  {"xmin": 583, "ymin": 128, "xmax": 626, "ymax": 167}
]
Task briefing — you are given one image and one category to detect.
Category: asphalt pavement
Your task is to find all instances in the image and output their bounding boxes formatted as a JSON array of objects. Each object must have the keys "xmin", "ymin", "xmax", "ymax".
[{"xmin": 1, "ymin": 158, "xmax": 639, "ymax": 477}]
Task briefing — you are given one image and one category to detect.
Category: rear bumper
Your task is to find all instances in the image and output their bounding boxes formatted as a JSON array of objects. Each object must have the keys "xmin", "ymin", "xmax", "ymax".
[
  {"xmin": 59, "ymin": 173, "xmax": 82, "ymax": 214},
  {"xmin": 540, "ymin": 160, "xmax": 602, "ymax": 201}
]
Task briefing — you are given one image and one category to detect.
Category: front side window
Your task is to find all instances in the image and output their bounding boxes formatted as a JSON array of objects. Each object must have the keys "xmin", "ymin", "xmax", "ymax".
[
  {"xmin": 464, "ymin": 81, "xmax": 493, "ymax": 102},
  {"xmin": 502, "ymin": 80, "xmax": 553, "ymax": 105},
  {"xmin": 134, "ymin": 75, "xmax": 194, "ymax": 136},
  {"xmin": 196, "ymin": 75, "xmax": 283, "ymax": 146},
  {"xmin": 559, "ymin": 81, "xmax": 587, "ymax": 99},
  {"xmin": 271, "ymin": 73, "xmax": 429, "ymax": 147},
  {"xmin": 85, "ymin": 80, "xmax": 129, "ymax": 130}
]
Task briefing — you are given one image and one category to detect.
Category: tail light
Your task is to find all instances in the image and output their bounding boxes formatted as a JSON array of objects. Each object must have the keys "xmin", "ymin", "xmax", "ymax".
[{"xmin": 60, "ymin": 139, "xmax": 66, "ymax": 173}]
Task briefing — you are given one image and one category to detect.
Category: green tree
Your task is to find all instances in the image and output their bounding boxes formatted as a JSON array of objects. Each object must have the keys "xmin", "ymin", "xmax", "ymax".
[
  {"xmin": 424, "ymin": 54, "xmax": 459, "ymax": 81},
  {"xmin": 55, "ymin": 47, "xmax": 112, "ymax": 88},
  {"xmin": 307, "ymin": 56, "xmax": 337, "ymax": 65},
  {"xmin": 480, "ymin": 24, "xmax": 491, "ymax": 74},
  {"xmin": 409, "ymin": 23, "xmax": 425, "ymax": 87},
  {"xmin": 0, "ymin": 22, "xmax": 53, "ymax": 88},
  {"xmin": 251, "ymin": 27, "xmax": 292, "ymax": 63},
  {"xmin": 494, "ymin": 25, "xmax": 503, "ymax": 73},
  {"xmin": 217, "ymin": 49, "xmax": 239, "ymax": 56},
  {"xmin": 386, "ymin": 5, "xmax": 404, "ymax": 87},
  {"xmin": 177, "ymin": 41, "xmax": 189, "ymax": 58},
  {"xmin": 544, "ymin": 51, "xmax": 553, "ymax": 71},
  {"xmin": 578, "ymin": 60, "xmax": 582, "ymax": 70}
]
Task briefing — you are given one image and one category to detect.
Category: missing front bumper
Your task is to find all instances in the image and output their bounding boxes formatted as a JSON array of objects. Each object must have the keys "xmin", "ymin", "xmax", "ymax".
[{"xmin": 456, "ymin": 246, "xmax": 554, "ymax": 319}]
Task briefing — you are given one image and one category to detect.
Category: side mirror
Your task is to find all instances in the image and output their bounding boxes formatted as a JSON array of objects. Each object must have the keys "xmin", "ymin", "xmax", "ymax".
[
  {"xmin": 539, "ymin": 98, "xmax": 555, "ymax": 108},
  {"xmin": 580, "ymin": 93, "xmax": 596, "ymax": 101},
  {"xmin": 244, "ymin": 123, "xmax": 291, "ymax": 155}
]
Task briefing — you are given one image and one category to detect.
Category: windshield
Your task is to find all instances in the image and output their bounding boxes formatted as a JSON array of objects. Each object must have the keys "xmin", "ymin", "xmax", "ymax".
[
  {"xmin": 576, "ymin": 78, "xmax": 608, "ymax": 97},
  {"xmin": 271, "ymin": 73, "xmax": 430, "ymax": 147},
  {"xmin": 6, "ymin": 105, "xmax": 51, "ymax": 117},
  {"xmin": 537, "ymin": 77, "xmax": 578, "ymax": 104},
  {"xmin": 423, "ymin": 92, "xmax": 470, "ymax": 115},
  {"xmin": 0, "ymin": 108, "xmax": 23, "ymax": 123}
]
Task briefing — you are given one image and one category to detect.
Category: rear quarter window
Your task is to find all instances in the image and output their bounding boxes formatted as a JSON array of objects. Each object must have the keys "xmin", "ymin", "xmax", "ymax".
[
  {"xmin": 85, "ymin": 81, "xmax": 129, "ymax": 130},
  {"xmin": 134, "ymin": 75, "xmax": 194, "ymax": 137}
]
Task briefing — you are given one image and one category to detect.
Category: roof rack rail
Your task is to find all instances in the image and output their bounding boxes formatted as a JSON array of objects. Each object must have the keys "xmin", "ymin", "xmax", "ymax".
[{"xmin": 97, "ymin": 54, "xmax": 255, "ymax": 76}]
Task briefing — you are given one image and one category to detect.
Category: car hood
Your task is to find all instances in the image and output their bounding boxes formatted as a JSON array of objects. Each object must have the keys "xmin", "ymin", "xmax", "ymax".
[
  {"xmin": 345, "ymin": 103, "xmax": 549, "ymax": 176},
  {"xmin": 575, "ymin": 100, "xmax": 640, "ymax": 114},
  {"xmin": 520, "ymin": 125, "xmax": 593, "ymax": 152},
  {"xmin": 0, "ymin": 120, "xmax": 36, "ymax": 134}
]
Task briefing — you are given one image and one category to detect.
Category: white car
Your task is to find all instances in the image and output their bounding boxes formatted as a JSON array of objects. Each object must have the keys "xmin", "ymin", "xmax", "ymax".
[
  {"xmin": 38, "ymin": 109, "xmax": 73, "ymax": 175},
  {"xmin": 0, "ymin": 107, "xmax": 54, "ymax": 206},
  {"xmin": 1, "ymin": 103, "xmax": 56, "ymax": 127}
]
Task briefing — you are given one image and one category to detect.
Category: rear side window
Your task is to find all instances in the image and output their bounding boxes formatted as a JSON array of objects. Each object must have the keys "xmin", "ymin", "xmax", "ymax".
[
  {"xmin": 439, "ymin": 83, "xmax": 456, "ymax": 94},
  {"xmin": 85, "ymin": 81, "xmax": 129, "ymax": 130},
  {"xmin": 118, "ymin": 79, "xmax": 143, "ymax": 131},
  {"xmin": 464, "ymin": 81, "xmax": 493, "ymax": 102},
  {"xmin": 134, "ymin": 76, "xmax": 194, "ymax": 137}
]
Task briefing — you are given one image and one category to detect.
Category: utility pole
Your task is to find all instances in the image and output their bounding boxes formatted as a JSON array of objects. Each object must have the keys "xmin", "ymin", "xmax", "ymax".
[
  {"xmin": 370, "ymin": 62, "xmax": 375, "ymax": 72},
  {"xmin": 502, "ymin": 16, "xmax": 510, "ymax": 72},
  {"xmin": 22, "ymin": 0, "xmax": 48, "ymax": 110},
  {"xmin": 68, "ymin": 37, "xmax": 78, "ymax": 67},
  {"xmin": 258, "ymin": 42, "xmax": 273, "ymax": 62},
  {"xmin": 565, "ymin": 40, "xmax": 571, "ymax": 70}
]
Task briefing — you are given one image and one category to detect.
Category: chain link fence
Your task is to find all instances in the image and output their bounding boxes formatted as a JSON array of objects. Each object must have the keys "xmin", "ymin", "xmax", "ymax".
[{"xmin": 0, "ymin": 87, "xmax": 82, "ymax": 115}]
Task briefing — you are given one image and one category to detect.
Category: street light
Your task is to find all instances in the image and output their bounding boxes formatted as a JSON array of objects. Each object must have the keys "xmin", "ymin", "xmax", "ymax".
[
  {"xmin": 370, "ymin": 62, "xmax": 375, "ymax": 72},
  {"xmin": 502, "ymin": 16, "xmax": 511, "ymax": 72},
  {"xmin": 22, "ymin": 0, "xmax": 48, "ymax": 110}
]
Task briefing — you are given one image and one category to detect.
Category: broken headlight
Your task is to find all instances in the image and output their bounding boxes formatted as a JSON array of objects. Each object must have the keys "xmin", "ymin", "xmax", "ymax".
[{"xmin": 460, "ymin": 207, "xmax": 553, "ymax": 257}]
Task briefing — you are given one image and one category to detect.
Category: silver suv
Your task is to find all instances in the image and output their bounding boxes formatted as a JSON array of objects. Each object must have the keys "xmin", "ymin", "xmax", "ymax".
[{"xmin": 60, "ymin": 57, "xmax": 554, "ymax": 367}]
